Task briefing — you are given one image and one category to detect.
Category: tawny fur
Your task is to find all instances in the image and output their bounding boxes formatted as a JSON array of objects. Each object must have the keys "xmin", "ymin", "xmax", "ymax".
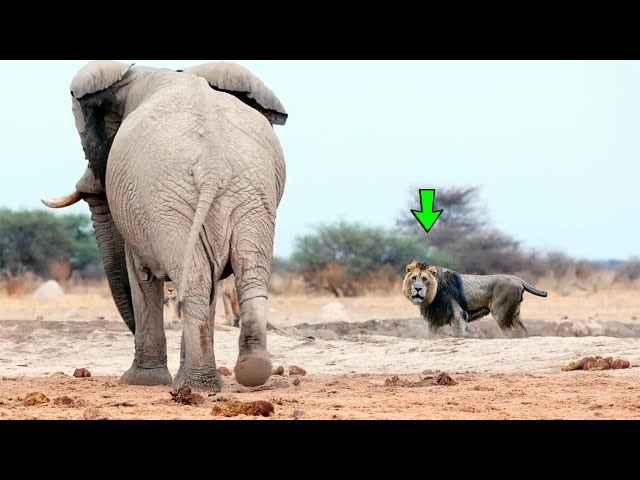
[
  {"xmin": 402, "ymin": 261, "xmax": 547, "ymax": 338},
  {"xmin": 164, "ymin": 276, "xmax": 240, "ymax": 327}
]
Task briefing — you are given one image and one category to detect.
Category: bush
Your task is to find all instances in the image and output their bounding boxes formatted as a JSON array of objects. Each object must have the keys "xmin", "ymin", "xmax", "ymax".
[
  {"xmin": 613, "ymin": 258, "xmax": 640, "ymax": 283},
  {"xmin": 0, "ymin": 209, "xmax": 100, "ymax": 277},
  {"xmin": 396, "ymin": 185, "xmax": 547, "ymax": 280},
  {"xmin": 291, "ymin": 221, "xmax": 450, "ymax": 296}
]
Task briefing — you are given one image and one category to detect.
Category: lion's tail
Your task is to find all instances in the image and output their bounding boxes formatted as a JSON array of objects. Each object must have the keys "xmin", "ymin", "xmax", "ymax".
[{"xmin": 521, "ymin": 281, "xmax": 548, "ymax": 297}]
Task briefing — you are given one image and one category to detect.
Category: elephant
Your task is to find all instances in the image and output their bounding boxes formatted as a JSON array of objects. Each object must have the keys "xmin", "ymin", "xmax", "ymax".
[{"xmin": 42, "ymin": 60, "xmax": 288, "ymax": 391}]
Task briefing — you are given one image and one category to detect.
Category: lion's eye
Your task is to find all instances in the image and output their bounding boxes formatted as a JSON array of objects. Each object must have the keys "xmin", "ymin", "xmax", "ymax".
[
  {"xmin": 411, "ymin": 276, "xmax": 417, "ymax": 281},
  {"xmin": 422, "ymin": 276, "xmax": 427, "ymax": 282}
]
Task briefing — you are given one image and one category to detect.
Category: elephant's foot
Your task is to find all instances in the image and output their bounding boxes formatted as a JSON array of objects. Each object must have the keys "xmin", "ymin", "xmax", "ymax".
[
  {"xmin": 234, "ymin": 350, "xmax": 271, "ymax": 387},
  {"xmin": 121, "ymin": 364, "xmax": 172, "ymax": 386},
  {"xmin": 173, "ymin": 368, "xmax": 222, "ymax": 393}
]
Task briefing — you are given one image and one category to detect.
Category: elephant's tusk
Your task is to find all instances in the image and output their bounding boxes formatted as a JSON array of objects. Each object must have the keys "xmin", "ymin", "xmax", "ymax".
[{"xmin": 41, "ymin": 190, "xmax": 83, "ymax": 209}]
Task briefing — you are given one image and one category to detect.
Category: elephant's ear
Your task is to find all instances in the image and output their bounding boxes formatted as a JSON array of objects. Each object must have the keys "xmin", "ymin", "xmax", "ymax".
[
  {"xmin": 182, "ymin": 62, "xmax": 288, "ymax": 126},
  {"xmin": 70, "ymin": 60, "xmax": 134, "ymax": 99}
]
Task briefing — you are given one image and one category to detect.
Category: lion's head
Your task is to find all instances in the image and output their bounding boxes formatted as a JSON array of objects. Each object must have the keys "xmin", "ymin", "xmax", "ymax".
[
  {"xmin": 402, "ymin": 261, "xmax": 438, "ymax": 305},
  {"xmin": 164, "ymin": 281, "xmax": 178, "ymax": 305}
]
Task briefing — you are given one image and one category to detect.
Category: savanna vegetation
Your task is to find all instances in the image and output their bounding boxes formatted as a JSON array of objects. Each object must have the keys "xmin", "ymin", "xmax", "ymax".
[{"xmin": 1, "ymin": 187, "xmax": 638, "ymax": 297}]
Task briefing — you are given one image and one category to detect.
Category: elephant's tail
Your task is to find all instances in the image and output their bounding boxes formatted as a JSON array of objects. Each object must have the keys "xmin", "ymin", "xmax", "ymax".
[{"xmin": 177, "ymin": 184, "xmax": 218, "ymax": 310}]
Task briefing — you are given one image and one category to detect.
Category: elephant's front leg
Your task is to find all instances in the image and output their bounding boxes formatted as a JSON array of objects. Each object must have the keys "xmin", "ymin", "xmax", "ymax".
[
  {"xmin": 173, "ymin": 263, "xmax": 221, "ymax": 392},
  {"xmin": 121, "ymin": 248, "xmax": 172, "ymax": 386}
]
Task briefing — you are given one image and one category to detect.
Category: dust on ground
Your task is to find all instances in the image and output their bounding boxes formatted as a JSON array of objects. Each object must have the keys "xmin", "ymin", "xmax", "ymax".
[{"xmin": 1, "ymin": 280, "xmax": 640, "ymax": 420}]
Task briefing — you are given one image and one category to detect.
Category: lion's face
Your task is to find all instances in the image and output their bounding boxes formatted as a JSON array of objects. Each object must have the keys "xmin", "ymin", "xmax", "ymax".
[
  {"xmin": 164, "ymin": 281, "xmax": 177, "ymax": 304},
  {"xmin": 402, "ymin": 261, "xmax": 438, "ymax": 305}
]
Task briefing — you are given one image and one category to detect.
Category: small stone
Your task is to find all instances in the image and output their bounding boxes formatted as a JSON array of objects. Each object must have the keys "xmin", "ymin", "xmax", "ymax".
[
  {"xmin": 73, "ymin": 368, "xmax": 91, "ymax": 378},
  {"xmin": 292, "ymin": 409, "xmax": 304, "ymax": 419},
  {"xmin": 217, "ymin": 366, "xmax": 232, "ymax": 376},
  {"xmin": 292, "ymin": 378, "xmax": 301, "ymax": 387},
  {"xmin": 271, "ymin": 366, "xmax": 285, "ymax": 376}
]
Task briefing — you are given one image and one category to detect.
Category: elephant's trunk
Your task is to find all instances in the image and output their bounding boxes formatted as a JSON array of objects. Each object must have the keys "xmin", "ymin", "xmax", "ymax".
[
  {"xmin": 84, "ymin": 194, "xmax": 136, "ymax": 334},
  {"xmin": 41, "ymin": 190, "xmax": 83, "ymax": 209}
]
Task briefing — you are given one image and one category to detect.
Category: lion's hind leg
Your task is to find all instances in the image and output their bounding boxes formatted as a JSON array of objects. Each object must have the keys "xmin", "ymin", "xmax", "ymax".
[{"xmin": 491, "ymin": 290, "xmax": 527, "ymax": 339}]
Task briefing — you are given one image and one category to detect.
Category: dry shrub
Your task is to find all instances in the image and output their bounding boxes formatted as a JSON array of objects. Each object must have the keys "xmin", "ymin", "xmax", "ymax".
[
  {"xmin": 300, "ymin": 262, "xmax": 403, "ymax": 297},
  {"xmin": 268, "ymin": 272, "xmax": 306, "ymax": 295},
  {"xmin": 47, "ymin": 259, "xmax": 72, "ymax": 286},
  {"xmin": 613, "ymin": 258, "xmax": 640, "ymax": 284},
  {"xmin": 0, "ymin": 271, "xmax": 42, "ymax": 296}
]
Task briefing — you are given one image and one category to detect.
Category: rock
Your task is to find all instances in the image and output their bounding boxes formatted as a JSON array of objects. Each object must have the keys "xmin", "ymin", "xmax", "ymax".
[
  {"xmin": 292, "ymin": 409, "xmax": 304, "ymax": 419},
  {"xmin": 170, "ymin": 386, "xmax": 205, "ymax": 406},
  {"xmin": 211, "ymin": 400, "xmax": 274, "ymax": 417},
  {"xmin": 49, "ymin": 372, "xmax": 68, "ymax": 378},
  {"xmin": 22, "ymin": 392, "xmax": 50, "ymax": 406},
  {"xmin": 610, "ymin": 359, "xmax": 631, "ymax": 369},
  {"xmin": 64, "ymin": 309, "xmax": 82, "ymax": 320},
  {"xmin": 53, "ymin": 396, "xmax": 74, "ymax": 407},
  {"xmin": 289, "ymin": 366, "xmax": 307, "ymax": 376},
  {"xmin": 316, "ymin": 301, "xmax": 350, "ymax": 323},
  {"xmin": 271, "ymin": 366, "xmax": 285, "ymax": 376},
  {"xmin": 73, "ymin": 368, "xmax": 91, "ymax": 378},
  {"xmin": 73, "ymin": 398, "xmax": 88, "ymax": 408},
  {"xmin": 32, "ymin": 280, "xmax": 65, "ymax": 300},
  {"xmin": 83, "ymin": 407, "xmax": 108, "ymax": 420},
  {"xmin": 292, "ymin": 378, "xmax": 301, "ymax": 386},
  {"xmin": 217, "ymin": 366, "xmax": 232, "ymax": 376}
]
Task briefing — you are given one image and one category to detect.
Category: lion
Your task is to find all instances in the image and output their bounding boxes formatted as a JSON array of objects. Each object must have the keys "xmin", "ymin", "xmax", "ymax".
[
  {"xmin": 163, "ymin": 275, "xmax": 240, "ymax": 327},
  {"xmin": 402, "ymin": 260, "xmax": 548, "ymax": 338}
]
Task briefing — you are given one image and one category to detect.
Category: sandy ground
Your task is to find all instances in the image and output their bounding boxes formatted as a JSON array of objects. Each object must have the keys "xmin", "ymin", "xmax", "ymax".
[{"xmin": 1, "ymin": 281, "xmax": 640, "ymax": 420}]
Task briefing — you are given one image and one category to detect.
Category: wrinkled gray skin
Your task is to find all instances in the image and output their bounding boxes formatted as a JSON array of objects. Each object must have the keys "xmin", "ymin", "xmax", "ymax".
[{"xmin": 43, "ymin": 61, "xmax": 287, "ymax": 391}]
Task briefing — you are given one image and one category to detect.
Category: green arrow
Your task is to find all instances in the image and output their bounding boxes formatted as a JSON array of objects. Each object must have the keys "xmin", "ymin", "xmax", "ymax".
[{"xmin": 411, "ymin": 189, "xmax": 443, "ymax": 234}]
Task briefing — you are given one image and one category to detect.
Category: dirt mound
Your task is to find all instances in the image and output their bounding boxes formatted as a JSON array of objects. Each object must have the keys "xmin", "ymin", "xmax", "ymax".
[
  {"xmin": 22, "ymin": 392, "xmax": 50, "ymax": 406},
  {"xmin": 211, "ymin": 400, "xmax": 274, "ymax": 417},
  {"xmin": 384, "ymin": 371, "xmax": 457, "ymax": 387},
  {"xmin": 316, "ymin": 302, "xmax": 350, "ymax": 323},
  {"xmin": 170, "ymin": 386, "xmax": 205, "ymax": 406},
  {"xmin": 32, "ymin": 280, "xmax": 65, "ymax": 300},
  {"xmin": 294, "ymin": 317, "xmax": 640, "ymax": 340},
  {"xmin": 562, "ymin": 356, "xmax": 631, "ymax": 371}
]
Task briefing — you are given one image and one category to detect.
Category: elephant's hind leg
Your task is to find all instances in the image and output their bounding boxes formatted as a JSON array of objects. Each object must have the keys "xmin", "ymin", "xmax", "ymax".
[
  {"xmin": 121, "ymin": 249, "xmax": 172, "ymax": 386},
  {"xmin": 230, "ymin": 234, "xmax": 274, "ymax": 387},
  {"xmin": 172, "ymin": 260, "xmax": 221, "ymax": 392}
]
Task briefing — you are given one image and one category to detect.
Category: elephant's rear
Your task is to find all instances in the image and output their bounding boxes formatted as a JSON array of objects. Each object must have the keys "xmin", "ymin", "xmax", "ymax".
[{"xmin": 107, "ymin": 77, "xmax": 285, "ymax": 282}]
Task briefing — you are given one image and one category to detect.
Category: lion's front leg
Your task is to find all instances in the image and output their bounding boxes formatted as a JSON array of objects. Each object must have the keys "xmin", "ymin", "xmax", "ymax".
[{"xmin": 450, "ymin": 306, "xmax": 467, "ymax": 338}]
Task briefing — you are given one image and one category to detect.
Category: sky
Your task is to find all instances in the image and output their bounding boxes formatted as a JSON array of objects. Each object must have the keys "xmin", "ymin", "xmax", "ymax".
[{"xmin": 0, "ymin": 60, "xmax": 639, "ymax": 261}]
